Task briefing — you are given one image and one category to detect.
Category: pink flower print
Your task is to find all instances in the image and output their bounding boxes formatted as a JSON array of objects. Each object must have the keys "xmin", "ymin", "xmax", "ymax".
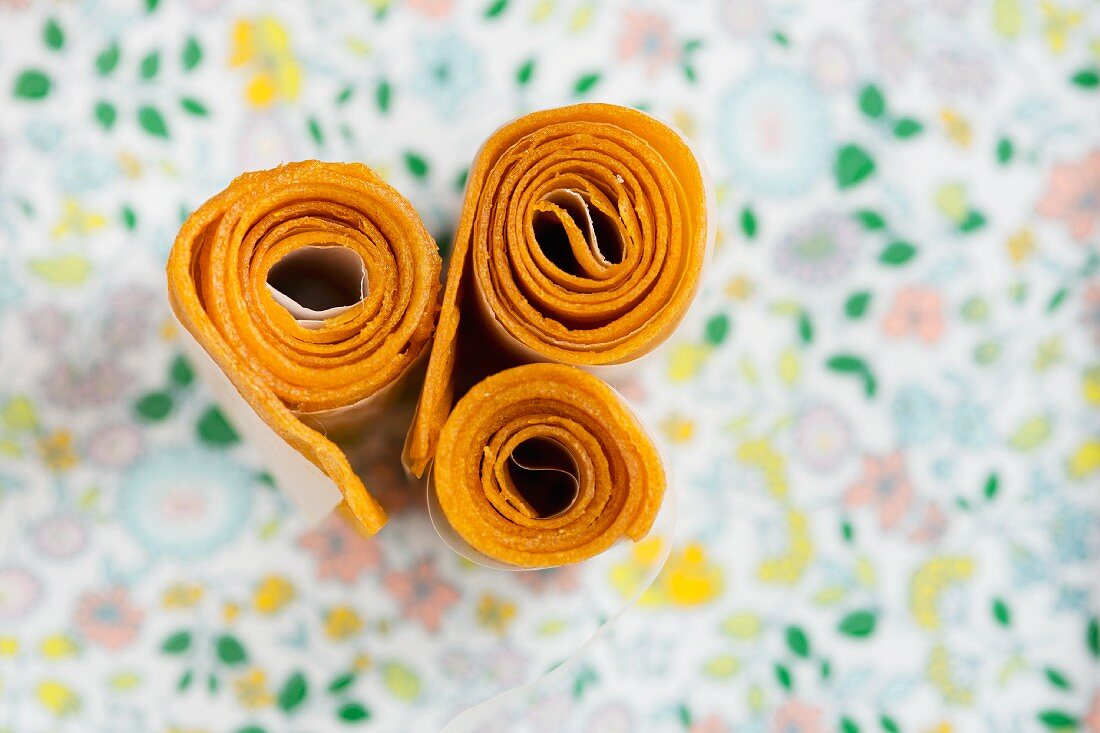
[
  {"xmin": 908, "ymin": 502, "xmax": 949, "ymax": 544},
  {"xmin": 1037, "ymin": 151, "xmax": 1100, "ymax": 243},
  {"xmin": 770, "ymin": 700, "xmax": 825, "ymax": 733},
  {"xmin": 74, "ymin": 586, "xmax": 143, "ymax": 649},
  {"xmin": 1084, "ymin": 692, "xmax": 1100, "ymax": 733},
  {"xmin": 844, "ymin": 451, "xmax": 915, "ymax": 530},
  {"xmin": 297, "ymin": 513, "xmax": 381, "ymax": 584},
  {"xmin": 691, "ymin": 713, "xmax": 732, "ymax": 733},
  {"xmin": 383, "ymin": 558, "xmax": 459, "ymax": 632},
  {"xmin": 407, "ymin": 0, "xmax": 452, "ymax": 17},
  {"xmin": 882, "ymin": 286, "xmax": 945, "ymax": 343},
  {"xmin": 616, "ymin": 11, "xmax": 677, "ymax": 77}
]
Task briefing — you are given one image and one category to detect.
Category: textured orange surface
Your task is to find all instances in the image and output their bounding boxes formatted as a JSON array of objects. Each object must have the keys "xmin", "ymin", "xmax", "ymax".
[
  {"xmin": 406, "ymin": 104, "xmax": 707, "ymax": 566},
  {"xmin": 167, "ymin": 161, "xmax": 441, "ymax": 534},
  {"xmin": 434, "ymin": 364, "xmax": 664, "ymax": 567}
]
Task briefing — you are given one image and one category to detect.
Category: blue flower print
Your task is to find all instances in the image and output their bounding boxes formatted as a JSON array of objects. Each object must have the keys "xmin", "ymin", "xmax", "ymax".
[
  {"xmin": 117, "ymin": 445, "xmax": 254, "ymax": 559},
  {"xmin": 716, "ymin": 68, "xmax": 831, "ymax": 196},
  {"xmin": 411, "ymin": 34, "xmax": 482, "ymax": 120}
]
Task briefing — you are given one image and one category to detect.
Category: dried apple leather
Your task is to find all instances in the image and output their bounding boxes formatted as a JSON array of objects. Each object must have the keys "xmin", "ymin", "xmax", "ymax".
[
  {"xmin": 167, "ymin": 160, "xmax": 441, "ymax": 534},
  {"xmin": 405, "ymin": 103, "xmax": 709, "ymax": 477}
]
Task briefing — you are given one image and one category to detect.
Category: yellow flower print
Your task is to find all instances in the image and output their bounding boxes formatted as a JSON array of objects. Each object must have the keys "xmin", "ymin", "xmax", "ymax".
[
  {"xmin": 663, "ymin": 543, "xmax": 723, "ymax": 605},
  {"xmin": 253, "ymin": 575, "xmax": 295, "ymax": 614},
  {"xmin": 624, "ymin": 542, "xmax": 723, "ymax": 607},
  {"xmin": 476, "ymin": 593, "xmax": 517, "ymax": 635},
  {"xmin": 667, "ymin": 343, "xmax": 710, "ymax": 382},
  {"xmin": 233, "ymin": 668, "xmax": 274, "ymax": 708},
  {"xmin": 324, "ymin": 606, "xmax": 364, "ymax": 640},
  {"xmin": 720, "ymin": 611, "xmax": 763, "ymax": 639},
  {"xmin": 0, "ymin": 637, "xmax": 19, "ymax": 657},
  {"xmin": 1083, "ymin": 367, "xmax": 1100, "ymax": 406},
  {"xmin": 2, "ymin": 396, "xmax": 37, "ymax": 430},
  {"xmin": 162, "ymin": 583, "xmax": 203, "ymax": 610},
  {"xmin": 757, "ymin": 509, "xmax": 813, "ymax": 584},
  {"xmin": 724, "ymin": 275, "xmax": 755, "ymax": 301},
  {"xmin": 36, "ymin": 680, "xmax": 81, "ymax": 717},
  {"xmin": 926, "ymin": 644, "xmax": 973, "ymax": 705},
  {"xmin": 660, "ymin": 414, "xmax": 695, "ymax": 443},
  {"xmin": 1041, "ymin": 1, "xmax": 1082, "ymax": 54},
  {"xmin": 39, "ymin": 634, "xmax": 80, "ymax": 660},
  {"xmin": 229, "ymin": 17, "xmax": 302, "ymax": 107},
  {"xmin": 353, "ymin": 652, "xmax": 373, "ymax": 672},
  {"xmin": 939, "ymin": 109, "xmax": 972, "ymax": 148},
  {"xmin": 51, "ymin": 198, "xmax": 107, "ymax": 239},
  {"xmin": 109, "ymin": 672, "xmax": 142, "ymax": 691},
  {"xmin": 1067, "ymin": 440, "xmax": 1100, "ymax": 480},
  {"xmin": 223, "ymin": 601, "xmax": 241, "ymax": 623},
  {"xmin": 1005, "ymin": 227, "xmax": 1036, "ymax": 265},
  {"xmin": 38, "ymin": 431, "xmax": 77, "ymax": 472},
  {"xmin": 909, "ymin": 556, "xmax": 974, "ymax": 630},
  {"xmin": 671, "ymin": 109, "xmax": 696, "ymax": 139}
]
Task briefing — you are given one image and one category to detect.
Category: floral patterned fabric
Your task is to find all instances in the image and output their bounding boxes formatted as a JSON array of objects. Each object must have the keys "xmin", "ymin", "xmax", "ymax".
[{"xmin": 1, "ymin": 0, "xmax": 1098, "ymax": 732}]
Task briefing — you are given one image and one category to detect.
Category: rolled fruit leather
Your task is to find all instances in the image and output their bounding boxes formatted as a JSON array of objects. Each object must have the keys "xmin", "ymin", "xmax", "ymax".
[
  {"xmin": 167, "ymin": 160, "xmax": 441, "ymax": 534},
  {"xmin": 405, "ymin": 103, "xmax": 714, "ymax": 567}
]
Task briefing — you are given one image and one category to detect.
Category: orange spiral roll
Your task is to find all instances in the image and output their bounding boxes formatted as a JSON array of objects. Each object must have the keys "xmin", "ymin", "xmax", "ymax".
[{"xmin": 168, "ymin": 160, "xmax": 441, "ymax": 533}]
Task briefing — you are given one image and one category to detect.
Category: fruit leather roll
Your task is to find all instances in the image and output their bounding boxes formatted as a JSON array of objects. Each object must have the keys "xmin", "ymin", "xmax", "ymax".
[
  {"xmin": 167, "ymin": 160, "xmax": 441, "ymax": 534},
  {"xmin": 406, "ymin": 104, "xmax": 712, "ymax": 567}
]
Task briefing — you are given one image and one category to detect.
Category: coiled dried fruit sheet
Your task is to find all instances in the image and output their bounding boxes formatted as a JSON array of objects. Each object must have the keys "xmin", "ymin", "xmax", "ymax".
[
  {"xmin": 407, "ymin": 104, "xmax": 710, "ymax": 566},
  {"xmin": 168, "ymin": 160, "xmax": 441, "ymax": 534}
]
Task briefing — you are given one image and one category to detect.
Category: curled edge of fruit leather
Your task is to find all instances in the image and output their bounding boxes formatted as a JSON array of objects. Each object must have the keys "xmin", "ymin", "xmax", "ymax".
[
  {"xmin": 167, "ymin": 160, "xmax": 441, "ymax": 534},
  {"xmin": 431, "ymin": 363, "xmax": 666, "ymax": 568},
  {"xmin": 404, "ymin": 102, "xmax": 712, "ymax": 480}
]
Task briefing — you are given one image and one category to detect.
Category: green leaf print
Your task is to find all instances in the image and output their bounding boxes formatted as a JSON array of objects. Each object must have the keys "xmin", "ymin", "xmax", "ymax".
[
  {"xmin": 337, "ymin": 702, "xmax": 371, "ymax": 722},
  {"xmin": 880, "ymin": 716, "xmax": 900, "ymax": 733},
  {"xmin": 170, "ymin": 355, "xmax": 194, "ymax": 387},
  {"xmin": 327, "ymin": 672, "xmax": 357, "ymax": 693},
  {"xmin": 992, "ymin": 597, "xmax": 1011, "ymax": 626},
  {"xmin": 182, "ymin": 36, "xmax": 203, "ymax": 71},
  {"xmin": 774, "ymin": 662, "xmax": 793, "ymax": 690},
  {"xmin": 95, "ymin": 100, "xmax": 117, "ymax": 130},
  {"xmin": 137, "ymin": 105, "xmax": 169, "ymax": 138},
  {"xmin": 14, "ymin": 70, "xmax": 51, "ymax": 99},
  {"xmin": 996, "ymin": 137, "xmax": 1014, "ymax": 165},
  {"xmin": 44, "ymin": 18, "xmax": 64, "ymax": 50},
  {"xmin": 840, "ymin": 718, "xmax": 860, "ymax": 733},
  {"xmin": 785, "ymin": 626, "xmax": 811, "ymax": 658},
  {"xmin": 983, "ymin": 473, "xmax": 1000, "ymax": 500},
  {"xmin": 858, "ymin": 84, "xmax": 886, "ymax": 118},
  {"xmin": 161, "ymin": 630, "xmax": 192, "ymax": 653},
  {"xmin": 705, "ymin": 314, "xmax": 730, "ymax": 346},
  {"xmin": 1088, "ymin": 617, "xmax": 1099, "ymax": 658},
  {"xmin": 376, "ymin": 79, "xmax": 392, "ymax": 113},
  {"xmin": 96, "ymin": 42, "xmax": 121, "ymax": 75},
  {"xmin": 845, "ymin": 291, "xmax": 872, "ymax": 319},
  {"xmin": 404, "ymin": 151, "xmax": 429, "ymax": 179},
  {"xmin": 1044, "ymin": 667, "xmax": 1072, "ymax": 690},
  {"xmin": 1070, "ymin": 68, "xmax": 1098, "ymax": 88},
  {"xmin": 837, "ymin": 610, "xmax": 877, "ymax": 637},
  {"xmin": 197, "ymin": 406, "xmax": 240, "ymax": 446},
  {"xmin": 826, "ymin": 355, "xmax": 877, "ymax": 397},
  {"xmin": 215, "ymin": 635, "xmax": 247, "ymax": 665},
  {"xmin": 573, "ymin": 72, "xmax": 601, "ymax": 96},
  {"xmin": 278, "ymin": 671, "xmax": 309, "ymax": 712},
  {"xmin": 484, "ymin": 0, "xmax": 508, "ymax": 18},
  {"xmin": 1037, "ymin": 710, "xmax": 1078, "ymax": 729},
  {"xmin": 516, "ymin": 58, "xmax": 536, "ymax": 86},
  {"xmin": 180, "ymin": 97, "xmax": 209, "ymax": 116},
  {"xmin": 740, "ymin": 206, "xmax": 758, "ymax": 239},
  {"xmin": 140, "ymin": 50, "xmax": 160, "ymax": 80},
  {"xmin": 855, "ymin": 210, "xmax": 886, "ymax": 230},
  {"xmin": 135, "ymin": 391, "xmax": 173, "ymax": 420},
  {"xmin": 879, "ymin": 241, "xmax": 916, "ymax": 265},
  {"xmin": 835, "ymin": 145, "xmax": 875, "ymax": 189},
  {"xmin": 892, "ymin": 118, "xmax": 922, "ymax": 138}
]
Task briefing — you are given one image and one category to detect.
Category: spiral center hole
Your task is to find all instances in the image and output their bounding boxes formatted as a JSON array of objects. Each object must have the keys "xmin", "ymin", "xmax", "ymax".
[
  {"xmin": 533, "ymin": 189, "xmax": 623, "ymax": 277},
  {"xmin": 507, "ymin": 437, "xmax": 580, "ymax": 519},
  {"xmin": 267, "ymin": 246, "xmax": 366, "ymax": 315}
]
